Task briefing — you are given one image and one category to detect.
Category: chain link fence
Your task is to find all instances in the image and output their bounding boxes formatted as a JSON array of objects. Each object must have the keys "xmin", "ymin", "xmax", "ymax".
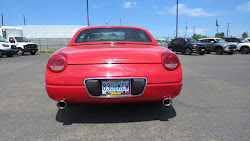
[{"xmin": 28, "ymin": 38, "xmax": 72, "ymax": 50}]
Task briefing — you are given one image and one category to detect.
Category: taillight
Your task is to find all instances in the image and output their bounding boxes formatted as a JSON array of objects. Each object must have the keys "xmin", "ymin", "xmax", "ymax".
[
  {"xmin": 47, "ymin": 53, "xmax": 67, "ymax": 73},
  {"xmin": 161, "ymin": 52, "xmax": 180, "ymax": 71}
]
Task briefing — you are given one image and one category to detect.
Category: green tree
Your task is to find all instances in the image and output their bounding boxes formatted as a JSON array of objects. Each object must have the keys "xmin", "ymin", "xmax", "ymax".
[
  {"xmin": 192, "ymin": 34, "xmax": 207, "ymax": 40},
  {"xmin": 242, "ymin": 32, "xmax": 248, "ymax": 38},
  {"xmin": 215, "ymin": 32, "xmax": 225, "ymax": 38}
]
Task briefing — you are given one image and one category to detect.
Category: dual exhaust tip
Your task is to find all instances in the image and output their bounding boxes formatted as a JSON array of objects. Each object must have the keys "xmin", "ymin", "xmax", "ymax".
[
  {"xmin": 56, "ymin": 97, "xmax": 172, "ymax": 109},
  {"xmin": 57, "ymin": 100, "xmax": 68, "ymax": 109},
  {"xmin": 162, "ymin": 97, "xmax": 172, "ymax": 107}
]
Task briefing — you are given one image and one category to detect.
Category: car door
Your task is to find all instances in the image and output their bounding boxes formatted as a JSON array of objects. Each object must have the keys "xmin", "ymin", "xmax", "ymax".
[
  {"xmin": 171, "ymin": 39, "xmax": 179, "ymax": 51},
  {"xmin": 176, "ymin": 39, "xmax": 185, "ymax": 52},
  {"xmin": 207, "ymin": 39, "xmax": 216, "ymax": 51}
]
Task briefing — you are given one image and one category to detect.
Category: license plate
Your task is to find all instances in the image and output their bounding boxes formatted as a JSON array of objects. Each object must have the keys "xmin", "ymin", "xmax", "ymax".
[
  {"xmin": 201, "ymin": 49, "xmax": 205, "ymax": 51},
  {"xmin": 32, "ymin": 50, "xmax": 36, "ymax": 52},
  {"xmin": 233, "ymin": 49, "xmax": 236, "ymax": 51},
  {"xmin": 102, "ymin": 80, "xmax": 130, "ymax": 95}
]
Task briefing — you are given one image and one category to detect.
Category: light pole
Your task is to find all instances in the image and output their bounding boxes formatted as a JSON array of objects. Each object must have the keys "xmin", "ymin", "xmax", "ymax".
[
  {"xmin": 176, "ymin": 0, "xmax": 178, "ymax": 38},
  {"xmin": 87, "ymin": 0, "xmax": 89, "ymax": 26},
  {"xmin": 226, "ymin": 23, "xmax": 231, "ymax": 38}
]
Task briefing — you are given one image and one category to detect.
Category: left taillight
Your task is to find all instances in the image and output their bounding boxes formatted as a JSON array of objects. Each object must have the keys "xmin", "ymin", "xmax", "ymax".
[
  {"xmin": 47, "ymin": 53, "xmax": 67, "ymax": 73},
  {"xmin": 161, "ymin": 52, "xmax": 180, "ymax": 71}
]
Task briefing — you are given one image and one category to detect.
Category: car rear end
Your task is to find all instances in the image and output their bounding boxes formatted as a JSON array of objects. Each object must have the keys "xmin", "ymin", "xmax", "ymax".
[
  {"xmin": 45, "ymin": 25, "xmax": 183, "ymax": 108},
  {"xmin": 45, "ymin": 46, "xmax": 182, "ymax": 104}
]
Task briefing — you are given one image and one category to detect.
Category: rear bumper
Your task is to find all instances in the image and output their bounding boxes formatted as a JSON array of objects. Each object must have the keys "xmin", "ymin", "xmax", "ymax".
[{"xmin": 45, "ymin": 82, "xmax": 182, "ymax": 103}]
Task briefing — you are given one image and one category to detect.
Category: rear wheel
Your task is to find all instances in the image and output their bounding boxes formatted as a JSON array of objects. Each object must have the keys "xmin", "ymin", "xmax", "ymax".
[
  {"xmin": 0, "ymin": 50, "xmax": 3, "ymax": 58},
  {"xmin": 184, "ymin": 48, "xmax": 191, "ymax": 55},
  {"xmin": 168, "ymin": 47, "xmax": 173, "ymax": 51},
  {"xmin": 240, "ymin": 47, "xmax": 249, "ymax": 54},
  {"xmin": 228, "ymin": 52, "xmax": 233, "ymax": 55},
  {"xmin": 199, "ymin": 52, "xmax": 205, "ymax": 55},
  {"xmin": 7, "ymin": 54, "xmax": 13, "ymax": 57},
  {"xmin": 215, "ymin": 47, "xmax": 223, "ymax": 55}
]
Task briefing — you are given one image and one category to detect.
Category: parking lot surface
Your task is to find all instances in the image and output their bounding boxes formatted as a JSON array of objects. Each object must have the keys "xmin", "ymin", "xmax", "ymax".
[{"xmin": 0, "ymin": 53, "xmax": 249, "ymax": 141}]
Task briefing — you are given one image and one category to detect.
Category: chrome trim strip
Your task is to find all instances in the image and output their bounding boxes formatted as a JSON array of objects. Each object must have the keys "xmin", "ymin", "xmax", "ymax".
[{"xmin": 84, "ymin": 77, "xmax": 147, "ymax": 98}]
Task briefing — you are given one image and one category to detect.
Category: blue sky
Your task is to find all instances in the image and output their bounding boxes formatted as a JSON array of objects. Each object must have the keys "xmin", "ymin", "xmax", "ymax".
[{"xmin": 1, "ymin": 0, "xmax": 250, "ymax": 38}]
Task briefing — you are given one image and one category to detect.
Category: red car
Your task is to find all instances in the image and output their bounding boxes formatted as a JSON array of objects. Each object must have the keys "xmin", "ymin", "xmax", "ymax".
[{"xmin": 45, "ymin": 25, "xmax": 182, "ymax": 109}]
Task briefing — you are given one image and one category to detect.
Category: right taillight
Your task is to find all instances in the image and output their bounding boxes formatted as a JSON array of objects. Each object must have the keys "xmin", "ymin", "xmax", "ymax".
[
  {"xmin": 47, "ymin": 53, "xmax": 68, "ymax": 73},
  {"xmin": 161, "ymin": 52, "xmax": 180, "ymax": 71}
]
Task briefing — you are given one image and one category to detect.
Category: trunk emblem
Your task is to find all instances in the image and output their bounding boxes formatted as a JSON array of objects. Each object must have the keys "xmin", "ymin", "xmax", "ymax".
[{"xmin": 102, "ymin": 58, "xmax": 129, "ymax": 62}]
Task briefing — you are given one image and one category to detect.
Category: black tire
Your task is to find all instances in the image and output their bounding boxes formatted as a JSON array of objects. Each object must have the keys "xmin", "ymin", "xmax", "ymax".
[
  {"xmin": 17, "ymin": 49, "xmax": 24, "ymax": 56},
  {"xmin": 184, "ymin": 48, "xmax": 192, "ymax": 55},
  {"xmin": 30, "ymin": 52, "xmax": 36, "ymax": 55},
  {"xmin": 206, "ymin": 51, "xmax": 211, "ymax": 54},
  {"xmin": 215, "ymin": 47, "xmax": 223, "ymax": 55},
  {"xmin": 168, "ymin": 47, "xmax": 173, "ymax": 51},
  {"xmin": 240, "ymin": 47, "xmax": 249, "ymax": 54},
  {"xmin": 7, "ymin": 54, "xmax": 13, "ymax": 57},
  {"xmin": 228, "ymin": 52, "xmax": 233, "ymax": 55},
  {"xmin": 199, "ymin": 52, "xmax": 205, "ymax": 55},
  {"xmin": 0, "ymin": 50, "xmax": 3, "ymax": 58}
]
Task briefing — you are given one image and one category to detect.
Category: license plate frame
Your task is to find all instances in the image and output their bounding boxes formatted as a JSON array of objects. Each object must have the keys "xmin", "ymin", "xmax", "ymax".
[{"xmin": 101, "ymin": 79, "xmax": 131, "ymax": 95}]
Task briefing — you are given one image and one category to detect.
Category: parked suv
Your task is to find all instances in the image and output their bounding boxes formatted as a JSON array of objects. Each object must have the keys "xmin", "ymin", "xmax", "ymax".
[
  {"xmin": 168, "ymin": 38, "xmax": 206, "ymax": 55},
  {"xmin": 198, "ymin": 38, "xmax": 236, "ymax": 55},
  {"xmin": 0, "ymin": 36, "xmax": 18, "ymax": 58},
  {"xmin": 224, "ymin": 37, "xmax": 250, "ymax": 54}
]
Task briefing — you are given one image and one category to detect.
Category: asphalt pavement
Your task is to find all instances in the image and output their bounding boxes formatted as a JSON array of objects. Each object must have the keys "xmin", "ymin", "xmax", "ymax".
[{"xmin": 0, "ymin": 52, "xmax": 249, "ymax": 141}]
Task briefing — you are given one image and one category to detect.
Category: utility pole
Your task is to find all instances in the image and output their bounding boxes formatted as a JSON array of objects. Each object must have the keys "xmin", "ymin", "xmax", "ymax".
[
  {"xmin": 185, "ymin": 21, "xmax": 187, "ymax": 37},
  {"xmin": 193, "ymin": 26, "xmax": 196, "ymax": 35},
  {"xmin": 1, "ymin": 12, "xmax": 3, "ymax": 26},
  {"xmin": 87, "ymin": 0, "xmax": 90, "ymax": 26},
  {"xmin": 23, "ymin": 14, "xmax": 26, "ymax": 25},
  {"xmin": 226, "ymin": 23, "xmax": 232, "ymax": 37},
  {"xmin": 176, "ymin": 0, "xmax": 179, "ymax": 38}
]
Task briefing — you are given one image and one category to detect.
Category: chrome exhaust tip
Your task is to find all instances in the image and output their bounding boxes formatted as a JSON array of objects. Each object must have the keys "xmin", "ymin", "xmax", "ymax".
[
  {"xmin": 162, "ymin": 97, "xmax": 172, "ymax": 107},
  {"xmin": 57, "ymin": 100, "xmax": 68, "ymax": 109}
]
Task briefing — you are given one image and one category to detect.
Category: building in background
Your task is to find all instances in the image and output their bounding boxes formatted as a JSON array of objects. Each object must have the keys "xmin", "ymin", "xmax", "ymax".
[{"xmin": 14, "ymin": 25, "xmax": 85, "ymax": 50}]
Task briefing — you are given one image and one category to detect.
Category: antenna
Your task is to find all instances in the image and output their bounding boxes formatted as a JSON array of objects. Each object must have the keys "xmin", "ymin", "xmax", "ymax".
[
  {"xmin": 87, "ymin": 0, "xmax": 90, "ymax": 26},
  {"xmin": 226, "ymin": 23, "xmax": 232, "ymax": 37}
]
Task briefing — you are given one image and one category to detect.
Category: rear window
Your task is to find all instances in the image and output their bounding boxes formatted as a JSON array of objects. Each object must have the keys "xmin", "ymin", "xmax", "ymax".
[{"xmin": 74, "ymin": 28, "xmax": 152, "ymax": 43}]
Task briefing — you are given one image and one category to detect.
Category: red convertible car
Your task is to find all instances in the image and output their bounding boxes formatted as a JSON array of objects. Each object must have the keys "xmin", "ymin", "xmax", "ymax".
[{"xmin": 45, "ymin": 25, "xmax": 182, "ymax": 109}]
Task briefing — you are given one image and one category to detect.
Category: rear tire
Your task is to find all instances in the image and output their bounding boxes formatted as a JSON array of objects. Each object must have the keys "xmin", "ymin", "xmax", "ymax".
[
  {"xmin": 168, "ymin": 47, "xmax": 173, "ymax": 51},
  {"xmin": 0, "ymin": 50, "xmax": 3, "ymax": 58},
  {"xmin": 228, "ymin": 52, "xmax": 233, "ymax": 55},
  {"xmin": 240, "ymin": 47, "xmax": 249, "ymax": 54},
  {"xmin": 215, "ymin": 47, "xmax": 223, "ymax": 55},
  {"xmin": 7, "ymin": 54, "xmax": 13, "ymax": 57},
  {"xmin": 199, "ymin": 52, "xmax": 205, "ymax": 55},
  {"xmin": 184, "ymin": 48, "xmax": 192, "ymax": 55}
]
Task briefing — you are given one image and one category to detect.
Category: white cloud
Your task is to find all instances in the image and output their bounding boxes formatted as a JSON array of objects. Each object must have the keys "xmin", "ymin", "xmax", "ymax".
[
  {"xmin": 237, "ymin": 1, "xmax": 250, "ymax": 12},
  {"xmin": 166, "ymin": 3, "xmax": 216, "ymax": 16},
  {"xmin": 123, "ymin": 1, "xmax": 136, "ymax": 8}
]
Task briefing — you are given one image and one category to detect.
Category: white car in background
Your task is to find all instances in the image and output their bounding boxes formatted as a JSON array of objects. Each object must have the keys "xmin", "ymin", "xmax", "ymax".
[
  {"xmin": 224, "ymin": 37, "xmax": 250, "ymax": 54},
  {"xmin": 0, "ymin": 36, "xmax": 18, "ymax": 58}
]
